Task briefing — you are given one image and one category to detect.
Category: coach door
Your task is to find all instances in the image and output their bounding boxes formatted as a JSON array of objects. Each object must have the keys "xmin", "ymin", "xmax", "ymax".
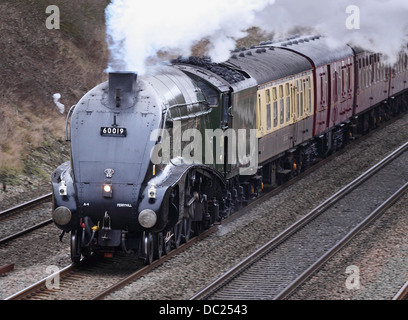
[
  {"xmin": 290, "ymin": 83, "xmax": 297, "ymax": 148},
  {"xmin": 314, "ymin": 67, "xmax": 329, "ymax": 136}
]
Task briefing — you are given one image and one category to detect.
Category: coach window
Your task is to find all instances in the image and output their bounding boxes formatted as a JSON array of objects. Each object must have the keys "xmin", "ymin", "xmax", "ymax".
[
  {"xmin": 366, "ymin": 57, "xmax": 370, "ymax": 87},
  {"xmin": 345, "ymin": 67, "xmax": 349, "ymax": 94},
  {"xmin": 334, "ymin": 71, "xmax": 338, "ymax": 102},
  {"xmin": 358, "ymin": 59, "xmax": 361, "ymax": 89},
  {"xmin": 307, "ymin": 77, "xmax": 312, "ymax": 113},
  {"xmin": 272, "ymin": 87, "xmax": 278, "ymax": 128},
  {"xmin": 300, "ymin": 80, "xmax": 304, "ymax": 117},
  {"xmin": 357, "ymin": 59, "xmax": 361, "ymax": 89},
  {"xmin": 266, "ymin": 104, "xmax": 271, "ymax": 130},
  {"xmin": 382, "ymin": 63, "xmax": 386, "ymax": 81},
  {"xmin": 320, "ymin": 76, "xmax": 324, "ymax": 106},
  {"xmin": 345, "ymin": 67, "xmax": 349, "ymax": 95},
  {"xmin": 266, "ymin": 89, "xmax": 271, "ymax": 130},
  {"xmin": 374, "ymin": 54, "xmax": 379, "ymax": 83},
  {"xmin": 364, "ymin": 65, "xmax": 368, "ymax": 88},
  {"xmin": 279, "ymin": 85, "xmax": 284, "ymax": 125},
  {"xmin": 286, "ymin": 83, "xmax": 291, "ymax": 122},
  {"xmin": 368, "ymin": 63, "xmax": 372, "ymax": 87},
  {"xmin": 365, "ymin": 58, "xmax": 368, "ymax": 88},
  {"xmin": 258, "ymin": 94, "xmax": 262, "ymax": 130},
  {"xmin": 381, "ymin": 62, "xmax": 387, "ymax": 81},
  {"xmin": 399, "ymin": 54, "xmax": 402, "ymax": 72},
  {"xmin": 266, "ymin": 89, "xmax": 271, "ymax": 104},
  {"xmin": 296, "ymin": 80, "xmax": 300, "ymax": 118}
]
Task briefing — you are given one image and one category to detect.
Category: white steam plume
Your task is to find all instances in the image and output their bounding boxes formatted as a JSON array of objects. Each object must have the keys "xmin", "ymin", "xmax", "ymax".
[
  {"xmin": 256, "ymin": 0, "xmax": 408, "ymax": 64},
  {"xmin": 105, "ymin": 0, "xmax": 408, "ymax": 74},
  {"xmin": 52, "ymin": 93, "xmax": 65, "ymax": 114},
  {"xmin": 105, "ymin": 0, "xmax": 276, "ymax": 74}
]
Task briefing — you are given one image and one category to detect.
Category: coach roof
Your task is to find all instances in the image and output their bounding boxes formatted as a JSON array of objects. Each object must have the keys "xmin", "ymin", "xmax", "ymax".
[
  {"xmin": 270, "ymin": 35, "xmax": 354, "ymax": 67},
  {"xmin": 222, "ymin": 46, "xmax": 313, "ymax": 85}
]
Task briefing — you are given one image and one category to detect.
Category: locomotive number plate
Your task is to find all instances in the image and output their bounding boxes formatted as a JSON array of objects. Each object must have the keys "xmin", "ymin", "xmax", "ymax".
[{"xmin": 100, "ymin": 127, "xmax": 127, "ymax": 137}]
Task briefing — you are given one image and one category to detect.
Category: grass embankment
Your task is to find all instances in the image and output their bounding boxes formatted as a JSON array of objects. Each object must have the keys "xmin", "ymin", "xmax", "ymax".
[{"xmin": 0, "ymin": 0, "xmax": 109, "ymax": 186}]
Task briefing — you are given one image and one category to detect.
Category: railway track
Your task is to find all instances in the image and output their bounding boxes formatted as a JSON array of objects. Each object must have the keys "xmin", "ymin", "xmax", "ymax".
[
  {"xmin": 0, "ymin": 193, "xmax": 52, "ymax": 245},
  {"xmin": 191, "ymin": 141, "xmax": 408, "ymax": 300},
  {"xmin": 4, "ymin": 145, "xmax": 350, "ymax": 300},
  {"xmin": 4, "ymin": 228, "xmax": 215, "ymax": 300},
  {"xmin": 5, "ymin": 181, "xmax": 297, "ymax": 300},
  {"xmin": 2, "ymin": 117, "xmax": 406, "ymax": 300},
  {"xmin": 393, "ymin": 281, "xmax": 408, "ymax": 300}
]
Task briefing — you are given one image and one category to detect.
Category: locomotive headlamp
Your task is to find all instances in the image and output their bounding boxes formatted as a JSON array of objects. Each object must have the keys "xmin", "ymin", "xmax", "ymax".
[
  {"xmin": 52, "ymin": 206, "xmax": 72, "ymax": 226},
  {"xmin": 59, "ymin": 181, "xmax": 67, "ymax": 196},
  {"xmin": 138, "ymin": 209, "xmax": 157, "ymax": 228},
  {"xmin": 148, "ymin": 183, "xmax": 157, "ymax": 199},
  {"xmin": 103, "ymin": 182, "xmax": 113, "ymax": 198}
]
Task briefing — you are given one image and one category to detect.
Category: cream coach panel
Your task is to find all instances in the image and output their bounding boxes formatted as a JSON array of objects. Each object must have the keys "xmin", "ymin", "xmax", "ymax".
[{"xmin": 257, "ymin": 72, "xmax": 314, "ymax": 139}]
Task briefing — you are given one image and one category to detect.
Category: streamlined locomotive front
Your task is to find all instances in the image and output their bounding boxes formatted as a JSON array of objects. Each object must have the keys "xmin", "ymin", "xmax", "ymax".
[{"xmin": 51, "ymin": 70, "xmax": 176, "ymax": 262}]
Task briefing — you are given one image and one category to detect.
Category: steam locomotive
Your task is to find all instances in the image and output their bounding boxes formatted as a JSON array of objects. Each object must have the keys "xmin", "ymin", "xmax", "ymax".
[{"xmin": 51, "ymin": 35, "xmax": 408, "ymax": 264}]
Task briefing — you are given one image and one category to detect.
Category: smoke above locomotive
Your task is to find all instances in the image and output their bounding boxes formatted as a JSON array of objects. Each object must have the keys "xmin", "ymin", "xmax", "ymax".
[{"xmin": 105, "ymin": 0, "xmax": 408, "ymax": 74}]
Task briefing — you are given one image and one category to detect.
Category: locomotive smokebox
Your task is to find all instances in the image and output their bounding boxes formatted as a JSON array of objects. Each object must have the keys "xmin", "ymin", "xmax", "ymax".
[{"xmin": 108, "ymin": 71, "xmax": 138, "ymax": 109}]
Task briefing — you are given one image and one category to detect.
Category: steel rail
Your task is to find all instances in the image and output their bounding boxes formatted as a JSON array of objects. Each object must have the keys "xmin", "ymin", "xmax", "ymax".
[
  {"xmin": 275, "ymin": 181, "xmax": 408, "ymax": 300},
  {"xmin": 0, "ymin": 193, "xmax": 52, "ymax": 218},
  {"xmin": 190, "ymin": 141, "xmax": 408, "ymax": 300},
  {"xmin": 0, "ymin": 219, "xmax": 53, "ymax": 245},
  {"xmin": 0, "ymin": 193, "xmax": 53, "ymax": 245},
  {"xmin": 4, "ymin": 264, "xmax": 74, "ymax": 300},
  {"xmin": 393, "ymin": 280, "xmax": 408, "ymax": 300}
]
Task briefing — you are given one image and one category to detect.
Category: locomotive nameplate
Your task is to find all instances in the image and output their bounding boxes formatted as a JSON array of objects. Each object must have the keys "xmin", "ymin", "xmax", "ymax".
[{"xmin": 100, "ymin": 127, "xmax": 127, "ymax": 137}]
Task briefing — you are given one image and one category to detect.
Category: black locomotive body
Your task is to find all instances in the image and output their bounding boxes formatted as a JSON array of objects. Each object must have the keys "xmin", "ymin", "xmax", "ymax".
[{"xmin": 51, "ymin": 36, "xmax": 408, "ymax": 264}]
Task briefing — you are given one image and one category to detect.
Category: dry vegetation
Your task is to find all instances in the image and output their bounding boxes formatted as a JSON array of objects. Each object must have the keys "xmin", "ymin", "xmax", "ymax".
[{"xmin": 0, "ymin": 0, "xmax": 109, "ymax": 184}]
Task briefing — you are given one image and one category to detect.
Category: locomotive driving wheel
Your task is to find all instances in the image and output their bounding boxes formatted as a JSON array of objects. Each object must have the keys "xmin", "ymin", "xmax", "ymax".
[
  {"xmin": 141, "ymin": 231, "xmax": 154, "ymax": 265},
  {"xmin": 70, "ymin": 229, "xmax": 81, "ymax": 264},
  {"xmin": 164, "ymin": 231, "xmax": 172, "ymax": 254},
  {"xmin": 153, "ymin": 232, "xmax": 164, "ymax": 260},
  {"xmin": 172, "ymin": 221, "xmax": 182, "ymax": 249},
  {"xmin": 182, "ymin": 171, "xmax": 197, "ymax": 243},
  {"xmin": 181, "ymin": 216, "xmax": 192, "ymax": 243}
]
